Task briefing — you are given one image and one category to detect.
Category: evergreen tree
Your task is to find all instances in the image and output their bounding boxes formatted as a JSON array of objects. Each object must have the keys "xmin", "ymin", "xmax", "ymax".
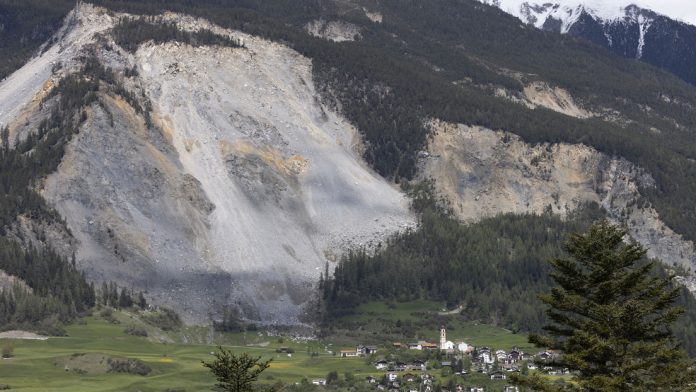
[
  {"xmin": 137, "ymin": 292, "xmax": 147, "ymax": 309},
  {"xmin": 118, "ymin": 289, "xmax": 133, "ymax": 308},
  {"xmin": 512, "ymin": 221, "xmax": 695, "ymax": 391},
  {"xmin": 202, "ymin": 347, "xmax": 272, "ymax": 392}
]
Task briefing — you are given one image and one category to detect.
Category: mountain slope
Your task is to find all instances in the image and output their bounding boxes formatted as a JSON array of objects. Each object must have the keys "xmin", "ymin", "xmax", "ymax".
[
  {"xmin": 1, "ymin": 4, "xmax": 414, "ymax": 324},
  {"xmin": 480, "ymin": 0, "xmax": 696, "ymax": 86},
  {"xmin": 2, "ymin": 0, "xmax": 696, "ymax": 328}
]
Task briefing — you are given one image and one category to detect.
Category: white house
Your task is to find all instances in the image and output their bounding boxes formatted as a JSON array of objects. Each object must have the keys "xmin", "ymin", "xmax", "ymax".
[
  {"xmin": 387, "ymin": 373, "xmax": 398, "ymax": 382},
  {"xmin": 456, "ymin": 341, "xmax": 469, "ymax": 352},
  {"xmin": 496, "ymin": 350, "xmax": 508, "ymax": 361},
  {"xmin": 312, "ymin": 379, "xmax": 327, "ymax": 386},
  {"xmin": 375, "ymin": 360, "xmax": 389, "ymax": 370}
]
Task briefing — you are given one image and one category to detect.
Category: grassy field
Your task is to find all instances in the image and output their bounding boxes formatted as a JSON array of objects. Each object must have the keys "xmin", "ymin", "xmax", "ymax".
[
  {"xmin": 0, "ymin": 311, "xmax": 377, "ymax": 391},
  {"xmin": 0, "ymin": 301, "xmax": 536, "ymax": 391},
  {"xmin": 330, "ymin": 300, "xmax": 533, "ymax": 351}
]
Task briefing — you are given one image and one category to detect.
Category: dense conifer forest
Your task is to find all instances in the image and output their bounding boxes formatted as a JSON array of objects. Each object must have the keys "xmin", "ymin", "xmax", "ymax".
[
  {"xmin": 0, "ymin": 0, "xmax": 75, "ymax": 80},
  {"xmin": 322, "ymin": 183, "xmax": 696, "ymax": 356},
  {"xmin": 112, "ymin": 17, "xmax": 244, "ymax": 53},
  {"xmin": 0, "ymin": 51, "xmax": 149, "ymax": 333}
]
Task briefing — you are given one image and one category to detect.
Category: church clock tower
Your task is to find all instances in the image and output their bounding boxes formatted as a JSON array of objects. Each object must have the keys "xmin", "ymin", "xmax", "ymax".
[{"xmin": 440, "ymin": 326, "xmax": 447, "ymax": 350}]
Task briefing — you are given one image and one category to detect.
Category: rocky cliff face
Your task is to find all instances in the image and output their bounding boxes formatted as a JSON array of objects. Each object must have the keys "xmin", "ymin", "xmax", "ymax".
[
  {"xmin": 2, "ymin": 3, "xmax": 696, "ymax": 325},
  {"xmin": 0, "ymin": 4, "xmax": 415, "ymax": 324},
  {"xmin": 423, "ymin": 120, "xmax": 696, "ymax": 270}
]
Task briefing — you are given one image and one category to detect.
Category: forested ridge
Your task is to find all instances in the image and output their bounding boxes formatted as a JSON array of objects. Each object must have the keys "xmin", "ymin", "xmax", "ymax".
[
  {"xmin": 82, "ymin": 0, "xmax": 696, "ymax": 246},
  {"xmin": 2, "ymin": 0, "xmax": 696, "ymax": 347},
  {"xmin": 0, "ymin": 53, "xmax": 151, "ymax": 333},
  {"xmin": 112, "ymin": 16, "xmax": 244, "ymax": 53},
  {"xmin": 322, "ymin": 183, "xmax": 696, "ymax": 357},
  {"xmin": 0, "ymin": 0, "xmax": 76, "ymax": 81}
]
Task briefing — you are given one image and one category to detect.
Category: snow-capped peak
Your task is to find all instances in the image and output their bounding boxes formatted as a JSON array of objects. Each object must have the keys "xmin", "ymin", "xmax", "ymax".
[{"xmin": 479, "ymin": 0, "xmax": 696, "ymax": 27}]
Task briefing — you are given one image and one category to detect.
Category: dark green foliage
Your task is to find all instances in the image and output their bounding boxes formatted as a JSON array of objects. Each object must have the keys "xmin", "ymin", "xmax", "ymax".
[
  {"xmin": 324, "ymin": 183, "xmax": 603, "ymax": 332},
  {"xmin": 0, "ymin": 0, "xmax": 74, "ymax": 80},
  {"xmin": 142, "ymin": 308, "xmax": 182, "ymax": 331},
  {"xmin": 0, "ymin": 240, "xmax": 95, "ymax": 312},
  {"xmin": 107, "ymin": 357, "xmax": 152, "ymax": 376},
  {"xmin": 324, "ymin": 183, "xmax": 696, "ymax": 356},
  {"xmin": 0, "ymin": 238, "xmax": 96, "ymax": 331},
  {"xmin": 0, "ymin": 70, "xmax": 98, "ymax": 232},
  {"xmin": 112, "ymin": 17, "xmax": 244, "ymax": 53},
  {"xmin": 0, "ymin": 56, "xmax": 135, "ymax": 332},
  {"xmin": 512, "ymin": 222, "xmax": 695, "ymax": 391},
  {"xmin": 326, "ymin": 370, "xmax": 339, "ymax": 385},
  {"xmin": 1, "ymin": 343, "xmax": 13, "ymax": 358},
  {"xmin": 214, "ymin": 308, "xmax": 245, "ymax": 333},
  {"xmin": 202, "ymin": 347, "xmax": 272, "ymax": 392}
]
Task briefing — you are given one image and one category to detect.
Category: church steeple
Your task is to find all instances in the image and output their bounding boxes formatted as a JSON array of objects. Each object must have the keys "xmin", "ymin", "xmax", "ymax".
[{"xmin": 440, "ymin": 325, "xmax": 447, "ymax": 350}]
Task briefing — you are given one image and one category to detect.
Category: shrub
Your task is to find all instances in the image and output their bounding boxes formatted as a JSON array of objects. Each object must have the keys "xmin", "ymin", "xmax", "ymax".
[
  {"xmin": 142, "ymin": 308, "xmax": 182, "ymax": 331},
  {"xmin": 124, "ymin": 326, "xmax": 148, "ymax": 337},
  {"xmin": 1, "ymin": 345, "xmax": 13, "ymax": 358},
  {"xmin": 107, "ymin": 358, "xmax": 152, "ymax": 376}
]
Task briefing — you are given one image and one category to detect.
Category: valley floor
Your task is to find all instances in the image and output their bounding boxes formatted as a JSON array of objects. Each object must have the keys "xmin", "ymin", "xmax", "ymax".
[{"xmin": 0, "ymin": 302, "xmax": 544, "ymax": 391}]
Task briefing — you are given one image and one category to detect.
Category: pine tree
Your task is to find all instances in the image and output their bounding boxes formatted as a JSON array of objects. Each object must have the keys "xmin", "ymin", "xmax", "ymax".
[
  {"xmin": 118, "ymin": 289, "xmax": 132, "ymax": 308},
  {"xmin": 202, "ymin": 347, "xmax": 272, "ymax": 392},
  {"xmin": 512, "ymin": 221, "xmax": 695, "ymax": 391},
  {"xmin": 137, "ymin": 292, "xmax": 147, "ymax": 309}
]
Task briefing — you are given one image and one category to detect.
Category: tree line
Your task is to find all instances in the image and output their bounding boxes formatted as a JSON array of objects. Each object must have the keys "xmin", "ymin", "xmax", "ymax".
[
  {"xmin": 0, "ymin": 52, "xmax": 150, "ymax": 334},
  {"xmin": 112, "ymin": 16, "xmax": 245, "ymax": 53},
  {"xmin": 322, "ymin": 182, "xmax": 696, "ymax": 357}
]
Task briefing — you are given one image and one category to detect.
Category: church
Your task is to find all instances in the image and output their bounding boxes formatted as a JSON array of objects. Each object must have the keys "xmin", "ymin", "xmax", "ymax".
[{"xmin": 440, "ymin": 326, "xmax": 470, "ymax": 352}]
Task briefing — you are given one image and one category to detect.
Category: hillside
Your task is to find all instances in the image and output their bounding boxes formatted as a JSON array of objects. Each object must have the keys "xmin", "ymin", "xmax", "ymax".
[
  {"xmin": 0, "ymin": 4, "xmax": 415, "ymax": 324},
  {"xmin": 0, "ymin": 0, "xmax": 696, "ymax": 332},
  {"xmin": 480, "ymin": 0, "xmax": 696, "ymax": 87}
]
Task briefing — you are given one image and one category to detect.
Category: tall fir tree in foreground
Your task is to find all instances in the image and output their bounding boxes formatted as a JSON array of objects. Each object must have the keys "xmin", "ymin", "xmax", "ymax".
[
  {"xmin": 202, "ymin": 347, "xmax": 272, "ymax": 392},
  {"xmin": 513, "ymin": 221, "xmax": 695, "ymax": 391}
]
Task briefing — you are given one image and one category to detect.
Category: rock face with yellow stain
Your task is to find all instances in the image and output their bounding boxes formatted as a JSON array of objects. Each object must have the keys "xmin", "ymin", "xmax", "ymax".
[
  {"xmin": 423, "ymin": 120, "xmax": 696, "ymax": 270},
  {"xmin": 1, "ymin": 5, "xmax": 415, "ymax": 324}
]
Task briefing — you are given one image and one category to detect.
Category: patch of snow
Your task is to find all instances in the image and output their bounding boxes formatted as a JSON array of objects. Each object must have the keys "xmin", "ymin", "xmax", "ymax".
[
  {"xmin": 636, "ymin": 14, "xmax": 653, "ymax": 59},
  {"xmin": 479, "ymin": 0, "xmax": 696, "ymax": 28}
]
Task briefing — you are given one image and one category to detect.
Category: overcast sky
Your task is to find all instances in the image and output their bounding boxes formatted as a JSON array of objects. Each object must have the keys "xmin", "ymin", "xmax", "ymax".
[{"xmin": 631, "ymin": 0, "xmax": 696, "ymax": 25}]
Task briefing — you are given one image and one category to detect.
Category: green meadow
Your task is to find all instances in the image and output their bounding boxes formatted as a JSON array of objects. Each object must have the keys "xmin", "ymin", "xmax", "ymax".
[{"xmin": 0, "ymin": 301, "xmax": 534, "ymax": 391}]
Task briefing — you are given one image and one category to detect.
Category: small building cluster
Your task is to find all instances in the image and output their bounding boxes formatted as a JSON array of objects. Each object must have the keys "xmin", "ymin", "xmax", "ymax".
[
  {"xmin": 339, "ymin": 345, "xmax": 379, "ymax": 357},
  {"xmin": 345, "ymin": 327, "xmax": 568, "ymax": 391}
]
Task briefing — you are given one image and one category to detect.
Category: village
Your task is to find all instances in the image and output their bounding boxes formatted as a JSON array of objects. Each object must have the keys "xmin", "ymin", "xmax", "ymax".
[{"xmin": 311, "ymin": 327, "xmax": 568, "ymax": 392}]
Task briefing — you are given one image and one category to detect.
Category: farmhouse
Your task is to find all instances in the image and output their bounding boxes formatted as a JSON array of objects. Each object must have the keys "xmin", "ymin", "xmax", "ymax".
[
  {"xmin": 358, "ymin": 345, "xmax": 379, "ymax": 355},
  {"xmin": 490, "ymin": 372, "xmax": 507, "ymax": 380}
]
